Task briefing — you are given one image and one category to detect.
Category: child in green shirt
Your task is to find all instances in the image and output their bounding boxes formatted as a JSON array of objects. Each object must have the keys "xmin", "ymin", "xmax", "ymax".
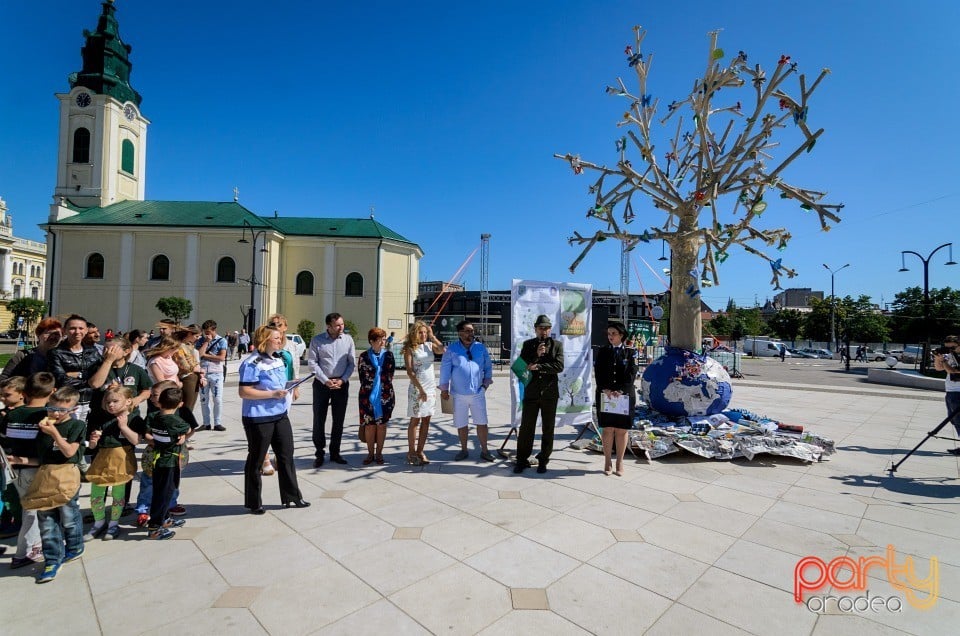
[{"xmin": 146, "ymin": 387, "xmax": 190, "ymax": 540}]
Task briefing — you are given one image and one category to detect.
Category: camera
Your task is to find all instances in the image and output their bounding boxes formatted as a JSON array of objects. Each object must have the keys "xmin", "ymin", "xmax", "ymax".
[{"xmin": 935, "ymin": 346, "xmax": 950, "ymax": 355}]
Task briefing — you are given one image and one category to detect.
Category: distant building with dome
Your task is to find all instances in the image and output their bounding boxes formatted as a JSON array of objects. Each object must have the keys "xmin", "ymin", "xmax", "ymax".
[{"xmin": 0, "ymin": 196, "xmax": 48, "ymax": 331}]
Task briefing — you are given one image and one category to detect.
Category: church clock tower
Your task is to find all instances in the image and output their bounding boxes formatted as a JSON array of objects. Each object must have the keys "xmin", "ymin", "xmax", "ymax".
[{"xmin": 51, "ymin": 0, "xmax": 148, "ymax": 219}]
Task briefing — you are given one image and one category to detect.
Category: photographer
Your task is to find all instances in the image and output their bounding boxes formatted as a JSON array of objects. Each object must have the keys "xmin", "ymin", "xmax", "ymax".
[{"xmin": 933, "ymin": 335, "xmax": 960, "ymax": 455}]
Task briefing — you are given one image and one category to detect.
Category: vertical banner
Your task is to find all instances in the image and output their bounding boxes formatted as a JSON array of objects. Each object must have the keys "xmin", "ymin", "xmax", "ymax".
[{"xmin": 510, "ymin": 280, "xmax": 593, "ymax": 427}]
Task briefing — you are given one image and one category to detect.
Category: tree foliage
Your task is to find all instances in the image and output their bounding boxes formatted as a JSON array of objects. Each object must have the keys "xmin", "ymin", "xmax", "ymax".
[
  {"xmin": 888, "ymin": 286, "xmax": 960, "ymax": 344},
  {"xmin": 155, "ymin": 297, "xmax": 192, "ymax": 324},
  {"xmin": 843, "ymin": 295, "xmax": 889, "ymax": 344},
  {"xmin": 6, "ymin": 298, "xmax": 48, "ymax": 335},
  {"xmin": 767, "ymin": 309, "xmax": 804, "ymax": 345},
  {"xmin": 297, "ymin": 319, "xmax": 316, "ymax": 344}
]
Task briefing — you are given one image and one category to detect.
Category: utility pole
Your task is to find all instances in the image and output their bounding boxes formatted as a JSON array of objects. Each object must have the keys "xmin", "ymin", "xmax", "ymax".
[{"xmin": 823, "ymin": 263, "xmax": 850, "ymax": 354}]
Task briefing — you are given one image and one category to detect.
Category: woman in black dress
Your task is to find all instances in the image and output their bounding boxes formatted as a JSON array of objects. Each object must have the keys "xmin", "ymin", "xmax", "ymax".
[{"xmin": 593, "ymin": 321, "xmax": 637, "ymax": 476}]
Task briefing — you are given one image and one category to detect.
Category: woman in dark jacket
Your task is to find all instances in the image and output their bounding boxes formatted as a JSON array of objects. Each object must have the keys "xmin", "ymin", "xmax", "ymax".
[
  {"xmin": 0, "ymin": 317, "xmax": 63, "ymax": 381},
  {"xmin": 593, "ymin": 321, "xmax": 637, "ymax": 476}
]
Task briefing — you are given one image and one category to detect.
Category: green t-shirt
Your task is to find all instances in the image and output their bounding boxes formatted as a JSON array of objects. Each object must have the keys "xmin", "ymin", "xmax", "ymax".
[
  {"xmin": 148, "ymin": 412, "xmax": 190, "ymax": 468},
  {"xmin": 0, "ymin": 405, "xmax": 47, "ymax": 459},
  {"xmin": 86, "ymin": 410, "xmax": 140, "ymax": 449},
  {"xmin": 36, "ymin": 417, "xmax": 87, "ymax": 465},
  {"xmin": 88, "ymin": 364, "xmax": 153, "ymax": 421}
]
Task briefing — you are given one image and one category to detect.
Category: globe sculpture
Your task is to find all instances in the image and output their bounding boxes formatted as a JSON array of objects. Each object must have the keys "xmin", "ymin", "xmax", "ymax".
[{"xmin": 641, "ymin": 347, "xmax": 733, "ymax": 416}]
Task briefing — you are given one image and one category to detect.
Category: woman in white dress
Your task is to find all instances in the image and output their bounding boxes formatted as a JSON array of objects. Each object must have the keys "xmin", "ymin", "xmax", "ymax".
[{"xmin": 403, "ymin": 321, "xmax": 445, "ymax": 465}]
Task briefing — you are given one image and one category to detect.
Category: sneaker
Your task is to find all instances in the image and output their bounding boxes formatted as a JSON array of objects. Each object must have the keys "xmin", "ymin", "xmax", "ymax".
[
  {"xmin": 197, "ymin": 424, "xmax": 211, "ymax": 431},
  {"xmin": 454, "ymin": 450, "xmax": 469, "ymax": 461},
  {"xmin": 36, "ymin": 563, "xmax": 60, "ymax": 584},
  {"xmin": 103, "ymin": 526, "xmax": 121, "ymax": 541},
  {"xmin": 213, "ymin": 425, "xmax": 226, "ymax": 431},
  {"xmin": 480, "ymin": 450, "xmax": 495, "ymax": 462},
  {"xmin": 63, "ymin": 548, "xmax": 84, "ymax": 563},
  {"xmin": 261, "ymin": 460, "xmax": 276, "ymax": 476},
  {"xmin": 169, "ymin": 505, "xmax": 187, "ymax": 516},
  {"xmin": 10, "ymin": 556, "xmax": 41, "ymax": 569},
  {"xmin": 83, "ymin": 524, "xmax": 106, "ymax": 542},
  {"xmin": 163, "ymin": 518, "xmax": 186, "ymax": 528},
  {"xmin": 136, "ymin": 513, "xmax": 150, "ymax": 527},
  {"xmin": 148, "ymin": 527, "xmax": 175, "ymax": 540}
]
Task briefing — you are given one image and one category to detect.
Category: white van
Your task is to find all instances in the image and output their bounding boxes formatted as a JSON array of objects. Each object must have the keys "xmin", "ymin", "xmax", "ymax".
[{"xmin": 743, "ymin": 337, "xmax": 790, "ymax": 357}]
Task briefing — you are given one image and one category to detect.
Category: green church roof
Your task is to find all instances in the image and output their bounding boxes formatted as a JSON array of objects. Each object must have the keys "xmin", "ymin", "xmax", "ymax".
[
  {"xmin": 47, "ymin": 200, "xmax": 420, "ymax": 247},
  {"xmin": 69, "ymin": 0, "xmax": 142, "ymax": 106}
]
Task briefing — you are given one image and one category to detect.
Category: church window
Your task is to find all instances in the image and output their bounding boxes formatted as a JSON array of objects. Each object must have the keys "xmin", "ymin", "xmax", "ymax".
[
  {"xmin": 216, "ymin": 257, "xmax": 236, "ymax": 283},
  {"xmin": 13, "ymin": 284, "xmax": 20, "ymax": 299},
  {"xmin": 73, "ymin": 128, "xmax": 90, "ymax": 163},
  {"xmin": 345, "ymin": 272, "xmax": 363, "ymax": 297},
  {"xmin": 295, "ymin": 271, "xmax": 314, "ymax": 296},
  {"xmin": 85, "ymin": 253, "xmax": 104, "ymax": 279},
  {"xmin": 31, "ymin": 286, "xmax": 39, "ymax": 300},
  {"xmin": 150, "ymin": 255, "xmax": 170, "ymax": 281},
  {"xmin": 121, "ymin": 139, "xmax": 135, "ymax": 174}
]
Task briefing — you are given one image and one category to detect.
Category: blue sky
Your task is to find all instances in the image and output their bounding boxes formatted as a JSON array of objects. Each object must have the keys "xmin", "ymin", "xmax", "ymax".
[{"xmin": 2, "ymin": 1, "xmax": 958, "ymax": 311}]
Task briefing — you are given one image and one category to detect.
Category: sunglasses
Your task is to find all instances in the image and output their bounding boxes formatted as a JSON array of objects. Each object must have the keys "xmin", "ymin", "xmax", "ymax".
[{"xmin": 45, "ymin": 405, "xmax": 74, "ymax": 413}]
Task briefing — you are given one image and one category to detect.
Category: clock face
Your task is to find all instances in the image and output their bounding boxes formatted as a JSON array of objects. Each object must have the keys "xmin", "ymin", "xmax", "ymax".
[
  {"xmin": 75, "ymin": 92, "xmax": 91, "ymax": 108},
  {"xmin": 123, "ymin": 104, "xmax": 136, "ymax": 121}
]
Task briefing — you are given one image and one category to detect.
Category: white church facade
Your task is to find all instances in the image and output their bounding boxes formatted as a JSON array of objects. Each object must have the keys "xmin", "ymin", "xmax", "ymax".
[{"xmin": 44, "ymin": 1, "xmax": 422, "ymax": 336}]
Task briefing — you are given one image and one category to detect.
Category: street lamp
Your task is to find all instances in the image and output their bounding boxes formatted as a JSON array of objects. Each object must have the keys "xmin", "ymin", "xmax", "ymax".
[
  {"xmin": 238, "ymin": 220, "xmax": 269, "ymax": 334},
  {"xmin": 823, "ymin": 262, "xmax": 850, "ymax": 354},
  {"xmin": 898, "ymin": 243, "xmax": 956, "ymax": 373}
]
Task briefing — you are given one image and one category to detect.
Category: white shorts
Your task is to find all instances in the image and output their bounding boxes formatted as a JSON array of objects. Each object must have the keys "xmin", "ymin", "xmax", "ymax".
[{"xmin": 452, "ymin": 391, "xmax": 488, "ymax": 429}]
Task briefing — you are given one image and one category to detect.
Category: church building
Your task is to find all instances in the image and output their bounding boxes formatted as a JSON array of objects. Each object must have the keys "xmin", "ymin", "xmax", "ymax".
[{"xmin": 44, "ymin": 1, "xmax": 422, "ymax": 337}]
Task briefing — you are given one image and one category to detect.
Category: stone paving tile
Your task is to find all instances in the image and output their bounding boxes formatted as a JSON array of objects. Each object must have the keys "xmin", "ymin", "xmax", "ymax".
[
  {"xmin": 213, "ymin": 586, "xmax": 263, "ymax": 608},
  {"xmin": 811, "ymin": 615, "xmax": 913, "ymax": 636},
  {"xmin": 517, "ymin": 481, "xmax": 594, "ymax": 512},
  {"xmin": 249, "ymin": 560, "xmax": 381, "ymax": 635},
  {"xmin": 213, "ymin": 534, "xmax": 330, "ymax": 587},
  {"xmin": 465, "ymin": 535, "xmax": 579, "ymax": 588},
  {"xmin": 510, "ymin": 587, "xmax": 549, "ymax": 609},
  {"xmin": 633, "ymin": 470, "xmax": 709, "ymax": 495},
  {"xmin": 141, "ymin": 608, "xmax": 268, "ymax": 636},
  {"xmin": 419, "ymin": 512, "xmax": 512, "ymax": 560},
  {"xmin": 96, "ymin": 562, "xmax": 228, "ymax": 636},
  {"xmin": 590, "ymin": 541, "xmax": 709, "ymax": 599},
  {"xmin": 763, "ymin": 500, "xmax": 861, "ymax": 535},
  {"xmin": 694, "ymin": 483, "xmax": 777, "ymax": 516},
  {"xmin": 339, "ymin": 536, "xmax": 456, "ymax": 596},
  {"xmin": 369, "ymin": 493, "xmax": 459, "ymax": 527},
  {"xmin": 301, "ymin": 510, "xmax": 396, "ymax": 560},
  {"xmin": 548, "ymin": 564, "xmax": 672, "ymax": 633},
  {"xmin": 470, "ymin": 496, "xmax": 559, "ymax": 533},
  {"xmin": 316, "ymin": 599, "xmax": 431, "ymax": 635},
  {"xmin": 863, "ymin": 502, "xmax": 960, "ymax": 538},
  {"xmin": 192, "ymin": 512, "xmax": 296, "ymax": 560},
  {"xmin": 713, "ymin": 539, "xmax": 801, "ymax": 593},
  {"xmin": 477, "ymin": 610, "xmax": 592, "ymax": 635},
  {"xmin": 566, "ymin": 496, "xmax": 658, "ymax": 530},
  {"xmin": 645, "ymin": 603, "xmax": 751, "ymax": 636},
  {"xmin": 521, "ymin": 513, "xmax": 617, "ymax": 561},
  {"xmin": 741, "ymin": 518, "xmax": 849, "ymax": 558},
  {"xmin": 679, "ymin": 568, "xmax": 816, "ymax": 636},
  {"xmin": 610, "ymin": 528, "xmax": 644, "ymax": 542},
  {"xmin": 664, "ymin": 501, "xmax": 759, "ymax": 538},
  {"xmin": 390, "ymin": 563, "xmax": 512, "ymax": 635},
  {"xmin": 429, "ymin": 478, "xmax": 501, "ymax": 511},
  {"xmin": 84, "ymin": 538, "xmax": 209, "ymax": 596},
  {"xmin": 393, "ymin": 527, "xmax": 423, "ymax": 540},
  {"xmin": 5, "ymin": 599, "xmax": 103, "ymax": 635},
  {"xmin": 639, "ymin": 515, "xmax": 737, "ymax": 564}
]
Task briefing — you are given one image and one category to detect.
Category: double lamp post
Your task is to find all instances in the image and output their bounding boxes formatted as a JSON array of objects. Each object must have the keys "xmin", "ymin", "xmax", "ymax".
[
  {"xmin": 898, "ymin": 243, "xmax": 955, "ymax": 373},
  {"xmin": 239, "ymin": 219, "xmax": 268, "ymax": 335}
]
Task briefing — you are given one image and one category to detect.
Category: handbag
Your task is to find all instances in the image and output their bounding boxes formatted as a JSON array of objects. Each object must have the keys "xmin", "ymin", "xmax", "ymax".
[
  {"xmin": 358, "ymin": 423, "xmax": 367, "ymax": 443},
  {"xmin": 440, "ymin": 392, "xmax": 454, "ymax": 415},
  {"xmin": 21, "ymin": 463, "xmax": 81, "ymax": 511},
  {"xmin": 85, "ymin": 446, "xmax": 136, "ymax": 485}
]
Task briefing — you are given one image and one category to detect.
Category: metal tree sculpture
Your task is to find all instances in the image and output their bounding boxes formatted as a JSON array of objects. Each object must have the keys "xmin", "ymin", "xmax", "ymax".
[{"xmin": 556, "ymin": 27, "xmax": 843, "ymax": 351}]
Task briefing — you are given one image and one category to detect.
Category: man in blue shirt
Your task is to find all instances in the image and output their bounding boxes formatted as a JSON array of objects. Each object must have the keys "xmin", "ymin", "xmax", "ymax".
[
  {"xmin": 440, "ymin": 320, "xmax": 494, "ymax": 461},
  {"xmin": 307, "ymin": 313, "xmax": 356, "ymax": 467},
  {"xmin": 197, "ymin": 320, "xmax": 229, "ymax": 431}
]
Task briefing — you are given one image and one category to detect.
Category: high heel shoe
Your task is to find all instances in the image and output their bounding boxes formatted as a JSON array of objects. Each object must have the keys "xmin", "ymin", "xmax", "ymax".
[
  {"xmin": 603, "ymin": 463, "xmax": 613, "ymax": 476},
  {"xmin": 283, "ymin": 499, "xmax": 311, "ymax": 508},
  {"xmin": 375, "ymin": 454, "xmax": 385, "ymax": 465},
  {"xmin": 406, "ymin": 452, "xmax": 421, "ymax": 466},
  {"xmin": 418, "ymin": 451, "xmax": 430, "ymax": 465}
]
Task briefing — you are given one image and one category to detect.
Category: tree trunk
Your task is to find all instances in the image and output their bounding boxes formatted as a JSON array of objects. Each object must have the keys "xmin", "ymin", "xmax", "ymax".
[{"xmin": 669, "ymin": 215, "xmax": 702, "ymax": 351}]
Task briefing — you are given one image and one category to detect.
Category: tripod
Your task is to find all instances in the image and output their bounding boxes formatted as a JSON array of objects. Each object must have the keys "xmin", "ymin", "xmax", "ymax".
[{"xmin": 888, "ymin": 403, "xmax": 960, "ymax": 474}]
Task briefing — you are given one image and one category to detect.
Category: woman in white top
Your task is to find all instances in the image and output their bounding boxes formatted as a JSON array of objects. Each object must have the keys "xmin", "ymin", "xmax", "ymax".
[{"xmin": 402, "ymin": 321, "xmax": 445, "ymax": 465}]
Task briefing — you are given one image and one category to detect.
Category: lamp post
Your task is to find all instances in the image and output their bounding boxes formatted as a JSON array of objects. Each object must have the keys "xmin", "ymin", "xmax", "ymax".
[
  {"xmin": 239, "ymin": 220, "xmax": 268, "ymax": 335},
  {"xmin": 823, "ymin": 262, "xmax": 850, "ymax": 354},
  {"xmin": 898, "ymin": 243, "xmax": 956, "ymax": 374}
]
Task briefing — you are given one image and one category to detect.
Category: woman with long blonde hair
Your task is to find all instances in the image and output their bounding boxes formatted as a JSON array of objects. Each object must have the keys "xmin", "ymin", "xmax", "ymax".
[{"xmin": 402, "ymin": 320, "xmax": 445, "ymax": 465}]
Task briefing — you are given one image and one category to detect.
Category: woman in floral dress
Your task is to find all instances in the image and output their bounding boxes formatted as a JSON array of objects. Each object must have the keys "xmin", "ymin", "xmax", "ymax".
[
  {"xmin": 357, "ymin": 328, "xmax": 395, "ymax": 465},
  {"xmin": 402, "ymin": 321, "xmax": 445, "ymax": 465}
]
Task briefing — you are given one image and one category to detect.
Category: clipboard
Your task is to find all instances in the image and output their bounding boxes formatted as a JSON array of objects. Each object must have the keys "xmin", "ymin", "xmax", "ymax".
[
  {"xmin": 600, "ymin": 393, "xmax": 630, "ymax": 415},
  {"xmin": 285, "ymin": 373, "xmax": 315, "ymax": 392}
]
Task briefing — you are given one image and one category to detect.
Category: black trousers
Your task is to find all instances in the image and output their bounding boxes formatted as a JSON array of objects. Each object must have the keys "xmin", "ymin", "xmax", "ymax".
[
  {"xmin": 517, "ymin": 396, "xmax": 558, "ymax": 465},
  {"xmin": 149, "ymin": 463, "xmax": 180, "ymax": 527},
  {"xmin": 244, "ymin": 414, "xmax": 302, "ymax": 510},
  {"xmin": 312, "ymin": 380, "xmax": 349, "ymax": 458}
]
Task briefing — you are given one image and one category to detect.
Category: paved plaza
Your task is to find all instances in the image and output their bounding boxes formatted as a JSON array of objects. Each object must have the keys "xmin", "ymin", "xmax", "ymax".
[{"xmin": 2, "ymin": 358, "xmax": 958, "ymax": 635}]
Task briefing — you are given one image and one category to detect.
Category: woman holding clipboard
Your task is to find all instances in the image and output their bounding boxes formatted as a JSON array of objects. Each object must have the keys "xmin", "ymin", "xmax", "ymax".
[
  {"xmin": 593, "ymin": 321, "xmax": 637, "ymax": 476},
  {"xmin": 238, "ymin": 325, "xmax": 309, "ymax": 514}
]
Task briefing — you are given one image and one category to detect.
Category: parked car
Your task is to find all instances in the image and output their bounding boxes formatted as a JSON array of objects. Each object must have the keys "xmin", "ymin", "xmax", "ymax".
[
  {"xmin": 788, "ymin": 348, "xmax": 817, "ymax": 358},
  {"xmin": 800, "ymin": 348, "xmax": 833, "ymax": 359},
  {"xmin": 895, "ymin": 346, "xmax": 923, "ymax": 364},
  {"xmin": 743, "ymin": 338, "xmax": 791, "ymax": 357},
  {"xmin": 286, "ymin": 333, "xmax": 306, "ymax": 360}
]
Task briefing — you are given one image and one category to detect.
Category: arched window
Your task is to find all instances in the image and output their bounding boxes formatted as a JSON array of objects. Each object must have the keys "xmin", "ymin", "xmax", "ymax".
[
  {"xmin": 295, "ymin": 271, "xmax": 314, "ymax": 295},
  {"xmin": 30, "ymin": 286, "xmax": 39, "ymax": 300},
  {"xmin": 216, "ymin": 257, "xmax": 236, "ymax": 283},
  {"xmin": 72, "ymin": 128, "xmax": 90, "ymax": 163},
  {"xmin": 150, "ymin": 255, "xmax": 170, "ymax": 281},
  {"xmin": 121, "ymin": 139, "xmax": 135, "ymax": 174},
  {"xmin": 12, "ymin": 284, "xmax": 21, "ymax": 299},
  {"xmin": 345, "ymin": 272, "xmax": 363, "ymax": 297},
  {"xmin": 85, "ymin": 253, "xmax": 104, "ymax": 279}
]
